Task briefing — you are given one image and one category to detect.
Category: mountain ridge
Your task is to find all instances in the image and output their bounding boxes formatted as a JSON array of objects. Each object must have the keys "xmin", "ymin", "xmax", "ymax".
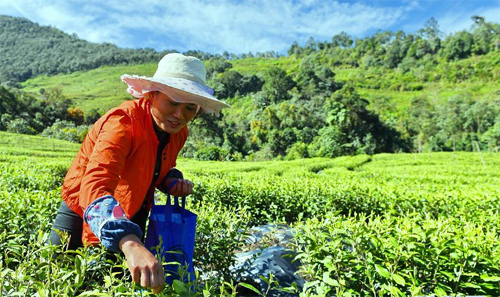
[{"xmin": 0, "ymin": 15, "xmax": 171, "ymax": 85}]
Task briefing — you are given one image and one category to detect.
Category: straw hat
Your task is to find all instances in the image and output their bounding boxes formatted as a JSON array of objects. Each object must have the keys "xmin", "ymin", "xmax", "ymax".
[{"xmin": 121, "ymin": 53, "xmax": 229, "ymax": 114}]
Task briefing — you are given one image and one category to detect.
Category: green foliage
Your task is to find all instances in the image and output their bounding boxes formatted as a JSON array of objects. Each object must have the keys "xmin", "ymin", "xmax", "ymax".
[
  {"xmin": 0, "ymin": 86, "xmax": 89, "ymax": 138},
  {"xmin": 3, "ymin": 15, "xmax": 500, "ymax": 160},
  {"xmin": 213, "ymin": 70, "xmax": 264, "ymax": 99},
  {"xmin": 192, "ymin": 202, "xmax": 251, "ymax": 280},
  {"xmin": 41, "ymin": 120, "xmax": 90, "ymax": 143},
  {"xmin": 293, "ymin": 213, "xmax": 500, "ymax": 296},
  {"xmin": 442, "ymin": 31, "xmax": 474, "ymax": 61},
  {"xmin": 471, "ymin": 16, "xmax": 499, "ymax": 55},
  {"xmin": 285, "ymin": 141, "xmax": 309, "ymax": 160},
  {"xmin": 193, "ymin": 145, "xmax": 229, "ymax": 161},
  {"xmin": 260, "ymin": 67, "xmax": 296, "ymax": 105},
  {"xmin": 205, "ymin": 58, "xmax": 233, "ymax": 77},
  {"xmin": 313, "ymin": 85, "xmax": 407, "ymax": 157},
  {"xmin": 0, "ymin": 15, "xmax": 173, "ymax": 84},
  {"xmin": 1, "ymin": 132, "xmax": 500, "ymax": 295},
  {"xmin": 402, "ymin": 94, "xmax": 500, "ymax": 152},
  {"xmin": 481, "ymin": 120, "xmax": 500, "ymax": 150},
  {"xmin": 216, "ymin": 71, "xmax": 244, "ymax": 99},
  {"xmin": 294, "ymin": 54, "xmax": 342, "ymax": 100},
  {"xmin": 6, "ymin": 118, "xmax": 37, "ymax": 135},
  {"xmin": 84, "ymin": 109, "xmax": 102, "ymax": 125}
]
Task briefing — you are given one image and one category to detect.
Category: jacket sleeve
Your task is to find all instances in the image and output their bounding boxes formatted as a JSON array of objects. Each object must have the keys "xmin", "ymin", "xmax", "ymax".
[
  {"xmin": 157, "ymin": 168, "xmax": 184, "ymax": 194},
  {"xmin": 84, "ymin": 195, "xmax": 143, "ymax": 252},
  {"xmin": 79, "ymin": 112, "xmax": 143, "ymax": 250},
  {"xmin": 79, "ymin": 112, "xmax": 133, "ymax": 210}
]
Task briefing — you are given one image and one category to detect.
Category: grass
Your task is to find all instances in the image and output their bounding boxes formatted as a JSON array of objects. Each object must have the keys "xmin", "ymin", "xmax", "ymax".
[
  {"xmin": 21, "ymin": 64, "xmax": 157, "ymax": 113},
  {"xmin": 229, "ymin": 56, "xmax": 301, "ymax": 75},
  {"xmin": 18, "ymin": 52, "xmax": 500, "ymax": 119}
]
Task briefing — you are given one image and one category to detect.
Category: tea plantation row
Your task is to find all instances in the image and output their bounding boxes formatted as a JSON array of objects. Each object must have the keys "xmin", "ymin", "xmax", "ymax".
[{"xmin": 0, "ymin": 131, "xmax": 499, "ymax": 296}]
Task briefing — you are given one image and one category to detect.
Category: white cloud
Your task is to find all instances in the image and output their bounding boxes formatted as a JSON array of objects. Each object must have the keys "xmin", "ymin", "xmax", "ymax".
[
  {"xmin": 439, "ymin": 2, "xmax": 500, "ymax": 36},
  {"xmin": 121, "ymin": 0, "xmax": 410, "ymax": 53},
  {"xmin": 2, "ymin": 0, "xmax": 498, "ymax": 54}
]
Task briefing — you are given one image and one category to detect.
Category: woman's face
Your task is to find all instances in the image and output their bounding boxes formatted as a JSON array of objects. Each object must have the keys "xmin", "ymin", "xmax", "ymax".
[{"xmin": 150, "ymin": 92, "xmax": 198, "ymax": 134}]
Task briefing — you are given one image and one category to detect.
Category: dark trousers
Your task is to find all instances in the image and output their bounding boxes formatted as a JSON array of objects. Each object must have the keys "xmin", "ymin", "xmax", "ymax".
[
  {"xmin": 49, "ymin": 201, "xmax": 84, "ymax": 250},
  {"xmin": 49, "ymin": 200, "xmax": 150, "ymax": 250}
]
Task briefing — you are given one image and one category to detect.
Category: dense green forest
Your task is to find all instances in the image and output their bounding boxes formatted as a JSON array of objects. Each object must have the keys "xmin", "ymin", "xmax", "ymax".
[
  {"xmin": 0, "ymin": 15, "xmax": 170, "ymax": 85},
  {"xmin": 0, "ymin": 15, "xmax": 273, "ymax": 86},
  {"xmin": 1, "ymin": 15, "xmax": 499, "ymax": 160}
]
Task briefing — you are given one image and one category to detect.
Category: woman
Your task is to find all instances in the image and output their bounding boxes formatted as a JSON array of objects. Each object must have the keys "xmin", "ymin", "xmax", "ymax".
[{"xmin": 49, "ymin": 53, "xmax": 229, "ymax": 293}]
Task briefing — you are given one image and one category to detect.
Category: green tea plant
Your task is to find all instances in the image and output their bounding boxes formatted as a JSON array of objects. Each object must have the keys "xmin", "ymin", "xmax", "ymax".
[
  {"xmin": 292, "ymin": 212, "xmax": 500, "ymax": 296},
  {"xmin": 1, "ymin": 131, "xmax": 500, "ymax": 296}
]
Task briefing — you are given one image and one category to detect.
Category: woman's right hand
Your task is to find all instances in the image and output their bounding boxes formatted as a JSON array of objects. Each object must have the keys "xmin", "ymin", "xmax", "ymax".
[
  {"xmin": 164, "ymin": 178, "xmax": 194, "ymax": 196},
  {"xmin": 119, "ymin": 234, "xmax": 165, "ymax": 294}
]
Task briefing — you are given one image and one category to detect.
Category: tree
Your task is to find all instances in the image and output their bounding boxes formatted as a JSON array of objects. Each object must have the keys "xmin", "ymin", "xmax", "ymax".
[
  {"xmin": 0, "ymin": 86, "xmax": 21, "ymax": 118},
  {"xmin": 6, "ymin": 118, "xmax": 37, "ymax": 135},
  {"xmin": 332, "ymin": 31, "xmax": 353, "ymax": 48},
  {"xmin": 422, "ymin": 17, "xmax": 441, "ymax": 40},
  {"xmin": 217, "ymin": 71, "xmax": 243, "ymax": 99},
  {"xmin": 481, "ymin": 117, "xmax": 500, "ymax": 150},
  {"xmin": 312, "ymin": 85, "xmax": 407, "ymax": 156},
  {"xmin": 295, "ymin": 56, "xmax": 341, "ymax": 99},
  {"xmin": 67, "ymin": 107, "xmax": 84, "ymax": 125},
  {"xmin": 206, "ymin": 58, "xmax": 233, "ymax": 77},
  {"xmin": 442, "ymin": 31, "xmax": 473, "ymax": 60},
  {"xmin": 261, "ymin": 67, "xmax": 296, "ymax": 104},
  {"xmin": 41, "ymin": 120, "xmax": 89, "ymax": 142},
  {"xmin": 471, "ymin": 15, "xmax": 494, "ymax": 55},
  {"xmin": 84, "ymin": 109, "xmax": 102, "ymax": 125},
  {"xmin": 420, "ymin": 17, "xmax": 442, "ymax": 54},
  {"xmin": 214, "ymin": 71, "xmax": 264, "ymax": 99},
  {"xmin": 267, "ymin": 128, "xmax": 297, "ymax": 157},
  {"xmin": 385, "ymin": 32, "xmax": 406, "ymax": 68},
  {"xmin": 463, "ymin": 99, "xmax": 500, "ymax": 134},
  {"xmin": 239, "ymin": 75, "xmax": 264, "ymax": 95},
  {"xmin": 304, "ymin": 37, "xmax": 318, "ymax": 54}
]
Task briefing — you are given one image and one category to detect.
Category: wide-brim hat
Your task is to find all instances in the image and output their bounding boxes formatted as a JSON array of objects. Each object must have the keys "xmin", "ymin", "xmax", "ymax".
[{"xmin": 121, "ymin": 53, "xmax": 229, "ymax": 114}]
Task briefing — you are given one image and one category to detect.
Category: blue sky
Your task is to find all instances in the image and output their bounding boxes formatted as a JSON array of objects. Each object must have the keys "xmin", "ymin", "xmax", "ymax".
[{"xmin": 1, "ymin": 0, "xmax": 499, "ymax": 55}]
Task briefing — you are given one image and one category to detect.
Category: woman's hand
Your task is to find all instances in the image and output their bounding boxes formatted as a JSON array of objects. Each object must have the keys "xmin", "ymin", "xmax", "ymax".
[
  {"xmin": 119, "ymin": 234, "xmax": 165, "ymax": 294},
  {"xmin": 164, "ymin": 178, "xmax": 194, "ymax": 196}
]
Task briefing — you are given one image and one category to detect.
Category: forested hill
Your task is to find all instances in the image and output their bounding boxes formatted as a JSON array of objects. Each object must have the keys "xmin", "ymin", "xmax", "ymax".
[
  {"xmin": 0, "ymin": 15, "xmax": 174, "ymax": 85},
  {"xmin": 1, "ymin": 15, "xmax": 500, "ymax": 160}
]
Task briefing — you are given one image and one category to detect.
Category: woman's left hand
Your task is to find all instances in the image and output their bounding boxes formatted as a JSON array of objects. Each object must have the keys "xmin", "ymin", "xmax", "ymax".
[{"xmin": 164, "ymin": 178, "xmax": 194, "ymax": 196}]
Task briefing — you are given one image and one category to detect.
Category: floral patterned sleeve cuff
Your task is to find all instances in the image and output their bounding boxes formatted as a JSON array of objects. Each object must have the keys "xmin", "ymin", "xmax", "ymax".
[{"xmin": 83, "ymin": 195, "xmax": 143, "ymax": 252}]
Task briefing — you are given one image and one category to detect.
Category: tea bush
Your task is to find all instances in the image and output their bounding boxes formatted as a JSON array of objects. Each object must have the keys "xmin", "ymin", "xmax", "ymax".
[
  {"xmin": 292, "ymin": 212, "xmax": 500, "ymax": 296},
  {"xmin": 1, "ymin": 131, "xmax": 499, "ymax": 296}
]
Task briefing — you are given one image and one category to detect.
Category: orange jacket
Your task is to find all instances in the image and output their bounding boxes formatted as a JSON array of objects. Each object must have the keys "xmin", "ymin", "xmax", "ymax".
[{"xmin": 62, "ymin": 97, "xmax": 188, "ymax": 245}]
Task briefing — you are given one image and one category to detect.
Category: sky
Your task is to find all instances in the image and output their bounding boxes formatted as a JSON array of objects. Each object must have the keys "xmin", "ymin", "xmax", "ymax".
[{"xmin": 0, "ymin": 0, "xmax": 499, "ymax": 55}]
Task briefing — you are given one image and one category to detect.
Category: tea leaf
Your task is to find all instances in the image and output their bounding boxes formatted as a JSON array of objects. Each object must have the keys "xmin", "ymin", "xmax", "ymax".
[
  {"xmin": 323, "ymin": 272, "xmax": 340, "ymax": 286},
  {"xmin": 480, "ymin": 275, "xmax": 500, "ymax": 282},
  {"xmin": 172, "ymin": 279, "xmax": 189, "ymax": 294},
  {"xmin": 392, "ymin": 274, "xmax": 405, "ymax": 286},
  {"xmin": 375, "ymin": 264, "xmax": 391, "ymax": 279},
  {"xmin": 239, "ymin": 282, "xmax": 262, "ymax": 296}
]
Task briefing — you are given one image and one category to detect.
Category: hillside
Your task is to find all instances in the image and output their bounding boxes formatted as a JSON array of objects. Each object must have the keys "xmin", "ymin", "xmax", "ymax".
[
  {"xmin": 21, "ymin": 63, "xmax": 157, "ymax": 113},
  {"xmin": 2, "ymin": 15, "xmax": 500, "ymax": 159},
  {"xmin": 0, "ymin": 15, "xmax": 170, "ymax": 85},
  {"xmin": 20, "ymin": 51, "xmax": 500, "ymax": 115}
]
